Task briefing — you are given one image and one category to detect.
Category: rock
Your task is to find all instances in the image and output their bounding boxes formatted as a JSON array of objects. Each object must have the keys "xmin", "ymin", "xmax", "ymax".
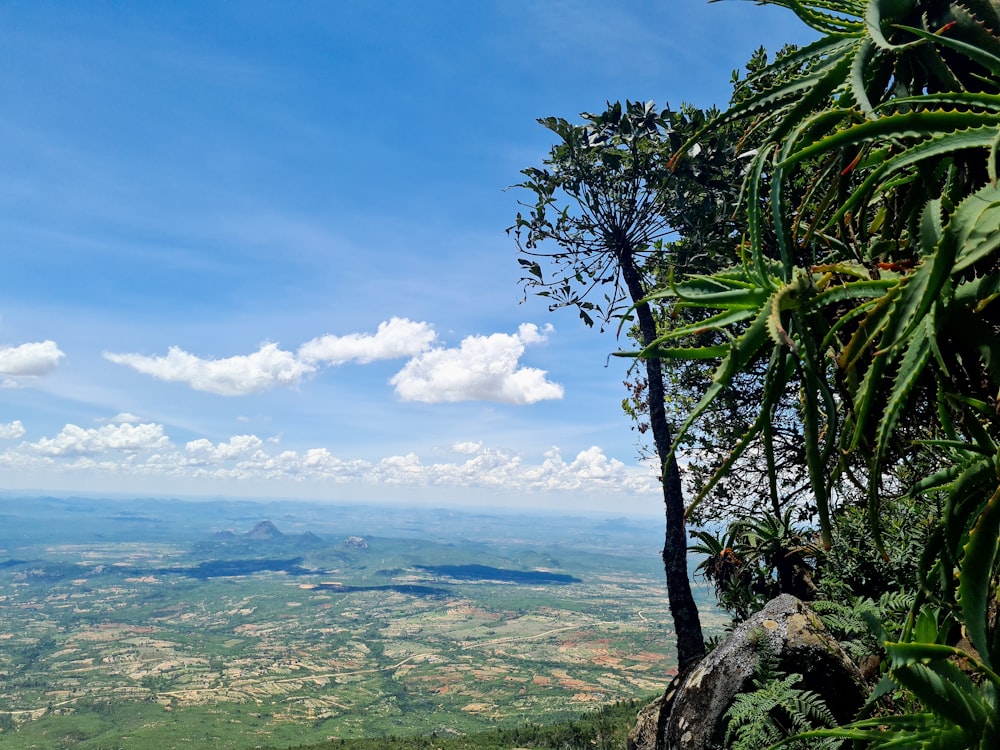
[
  {"xmin": 664, "ymin": 594, "xmax": 866, "ymax": 750},
  {"xmin": 628, "ymin": 688, "xmax": 669, "ymax": 750},
  {"xmin": 345, "ymin": 535, "xmax": 368, "ymax": 550}
]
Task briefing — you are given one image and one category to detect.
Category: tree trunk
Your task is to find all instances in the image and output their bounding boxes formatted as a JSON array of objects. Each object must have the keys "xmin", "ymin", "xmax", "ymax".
[{"xmin": 619, "ymin": 251, "xmax": 705, "ymax": 673}]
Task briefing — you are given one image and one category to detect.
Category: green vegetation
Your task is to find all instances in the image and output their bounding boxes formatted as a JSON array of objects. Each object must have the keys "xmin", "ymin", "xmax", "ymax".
[
  {"xmin": 724, "ymin": 638, "xmax": 838, "ymax": 750},
  {"xmin": 0, "ymin": 499, "xmax": 727, "ymax": 749},
  {"xmin": 277, "ymin": 698, "xmax": 645, "ymax": 750},
  {"xmin": 640, "ymin": 0, "xmax": 1000, "ymax": 746},
  {"xmin": 515, "ymin": 0, "xmax": 1000, "ymax": 747}
]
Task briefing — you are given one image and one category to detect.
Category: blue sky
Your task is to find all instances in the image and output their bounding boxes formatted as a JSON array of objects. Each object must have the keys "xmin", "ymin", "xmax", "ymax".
[{"xmin": 0, "ymin": 1, "xmax": 813, "ymax": 514}]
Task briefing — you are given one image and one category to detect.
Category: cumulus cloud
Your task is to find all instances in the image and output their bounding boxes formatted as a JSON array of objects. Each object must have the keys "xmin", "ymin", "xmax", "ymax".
[
  {"xmin": 0, "ymin": 415, "xmax": 659, "ymax": 498},
  {"xmin": 389, "ymin": 323, "xmax": 564, "ymax": 404},
  {"xmin": 104, "ymin": 343, "xmax": 316, "ymax": 396},
  {"xmin": 363, "ymin": 443, "xmax": 657, "ymax": 494},
  {"xmin": 185, "ymin": 434, "xmax": 265, "ymax": 464},
  {"xmin": 524, "ymin": 445, "xmax": 659, "ymax": 493},
  {"xmin": 103, "ymin": 319, "xmax": 434, "ymax": 396},
  {"xmin": 27, "ymin": 422, "xmax": 172, "ymax": 457},
  {"xmin": 451, "ymin": 440, "xmax": 483, "ymax": 455},
  {"xmin": 0, "ymin": 420, "xmax": 25, "ymax": 439},
  {"xmin": 0, "ymin": 340, "xmax": 65, "ymax": 376},
  {"xmin": 102, "ymin": 320, "xmax": 562, "ymax": 405},
  {"xmin": 298, "ymin": 317, "xmax": 436, "ymax": 365}
]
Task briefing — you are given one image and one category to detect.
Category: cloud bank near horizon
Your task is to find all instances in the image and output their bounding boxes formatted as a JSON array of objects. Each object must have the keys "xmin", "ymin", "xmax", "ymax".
[
  {"xmin": 0, "ymin": 414, "xmax": 659, "ymax": 497},
  {"xmin": 104, "ymin": 318, "xmax": 562, "ymax": 404}
]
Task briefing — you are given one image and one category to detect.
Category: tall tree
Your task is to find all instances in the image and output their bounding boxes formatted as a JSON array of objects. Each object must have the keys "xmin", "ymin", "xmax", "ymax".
[
  {"xmin": 510, "ymin": 101, "xmax": 740, "ymax": 670},
  {"xmin": 633, "ymin": 46, "xmax": 824, "ymax": 531}
]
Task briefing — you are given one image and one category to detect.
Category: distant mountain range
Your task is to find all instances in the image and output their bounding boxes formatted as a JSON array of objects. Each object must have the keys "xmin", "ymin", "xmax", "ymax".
[{"xmin": 207, "ymin": 520, "xmax": 329, "ymax": 552}]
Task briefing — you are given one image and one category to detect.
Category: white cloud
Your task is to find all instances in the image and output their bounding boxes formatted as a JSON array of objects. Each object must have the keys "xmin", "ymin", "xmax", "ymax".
[
  {"xmin": 104, "ymin": 412, "xmax": 142, "ymax": 424},
  {"xmin": 363, "ymin": 444, "xmax": 657, "ymax": 494},
  {"xmin": 102, "ymin": 321, "xmax": 561, "ymax": 404},
  {"xmin": 298, "ymin": 317, "xmax": 436, "ymax": 365},
  {"xmin": 519, "ymin": 446, "xmax": 657, "ymax": 493},
  {"xmin": 515, "ymin": 323, "xmax": 551, "ymax": 345},
  {"xmin": 451, "ymin": 440, "xmax": 483, "ymax": 455},
  {"xmin": 104, "ymin": 343, "xmax": 316, "ymax": 396},
  {"xmin": 0, "ymin": 416, "xmax": 658, "ymax": 498},
  {"xmin": 0, "ymin": 340, "xmax": 65, "ymax": 376},
  {"xmin": 27, "ymin": 422, "xmax": 172, "ymax": 457},
  {"xmin": 185, "ymin": 434, "xmax": 265, "ymax": 464},
  {"xmin": 0, "ymin": 420, "xmax": 25, "ymax": 439},
  {"xmin": 389, "ymin": 323, "xmax": 564, "ymax": 404}
]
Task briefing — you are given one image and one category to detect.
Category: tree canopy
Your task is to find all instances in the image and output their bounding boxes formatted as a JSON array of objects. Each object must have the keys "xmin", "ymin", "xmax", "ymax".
[{"xmin": 510, "ymin": 101, "xmax": 726, "ymax": 670}]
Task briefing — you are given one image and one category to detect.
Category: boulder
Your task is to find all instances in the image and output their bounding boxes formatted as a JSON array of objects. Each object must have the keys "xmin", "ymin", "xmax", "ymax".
[
  {"xmin": 664, "ymin": 594, "xmax": 866, "ymax": 749},
  {"xmin": 627, "ymin": 686, "xmax": 670, "ymax": 750}
]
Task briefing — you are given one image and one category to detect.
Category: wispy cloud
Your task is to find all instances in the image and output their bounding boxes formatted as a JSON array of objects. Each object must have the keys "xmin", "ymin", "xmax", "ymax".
[
  {"xmin": 390, "ymin": 323, "xmax": 563, "ymax": 404},
  {"xmin": 103, "ymin": 412, "xmax": 144, "ymax": 425}
]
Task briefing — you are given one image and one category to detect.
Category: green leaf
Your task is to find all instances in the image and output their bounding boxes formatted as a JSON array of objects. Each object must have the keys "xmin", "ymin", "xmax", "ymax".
[
  {"xmin": 875, "ymin": 314, "xmax": 933, "ymax": 460},
  {"xmin": 837, "ymin": 283, "xmax": 900, "ymax": 371},
  {"xmin": 638, "ymin": 343, "xmax": 730, "ymax": 360},
  {"xmin": 685, "ymin": 348, "xmax": 796, "ymax": 517},
  {"xmin": 888, "ymin": 642, "xmax": 966, "ymax": 665},
  {"xmin": 667, "ymin": 299, "xmax": 773, "ymax": 466},
  {"xmin": 841, "ymin": 124, "xmax": 1000, "ymax": 228},
  {"xmin": 896, "ymin": 23, "xmax": 1000, "ymax": 79},
  {"xmin": 746, "ymin": 146, "xmax": 780, "ymax": 290},
  {"xmin": 950, "ymin": 183, "xmax": 1000, "ymax": 273},
  {"xmin": 866, "ymin": 0, "xmax": 922, "ymax": 51},
  {"xmin": 849, "ymin": 36, "xmax": 879, "ymax": 116},
  {"xmin": 891, "ymin": 659, "xmax": 987, "ymax": 730},
  {"xmin": 754, "ymin": 0, "xmax": 864, "ymax": 34},
  {"xmin": 958, "ymin": 483, "xmax": 1000, "ymax": 670},
  {"xmin": 913, "ymin": 607, "xmax": 943, "ymax": 645},
  {"xmin": 646, "ymin": 308, "xmax": 757, "ymax": 342},
  {"xmin": 781, "ymin": 117, "xmax": 1000, "ymax": 226},
  {"xmin": 878, "ymin": 92, "xmax": 1000, "ymax": 114}
]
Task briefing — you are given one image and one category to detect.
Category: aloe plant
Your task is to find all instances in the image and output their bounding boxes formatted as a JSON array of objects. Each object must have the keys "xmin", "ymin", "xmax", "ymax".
[{"xmin": 647, "ymin": 0, "xmax": 1000, "ymax": 746}]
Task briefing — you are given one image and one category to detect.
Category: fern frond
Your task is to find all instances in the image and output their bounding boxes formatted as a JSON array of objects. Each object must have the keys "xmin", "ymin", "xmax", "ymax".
[{"xmin": 724, "ymin": 648, "xmax": 840, "ymax": 750}]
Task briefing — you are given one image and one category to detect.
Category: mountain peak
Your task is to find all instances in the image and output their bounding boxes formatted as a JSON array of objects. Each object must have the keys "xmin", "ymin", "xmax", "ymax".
[{"xmin": 245, "ymin": 520, "xmax": 283, "ymax": 540}]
